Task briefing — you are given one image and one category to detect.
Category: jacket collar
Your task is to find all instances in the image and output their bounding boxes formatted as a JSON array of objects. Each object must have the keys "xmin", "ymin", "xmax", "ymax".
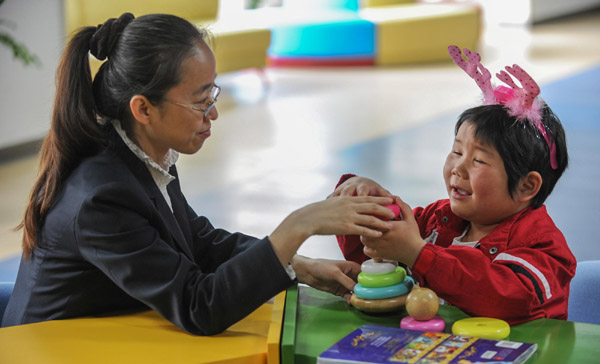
[
  {"xmin": 434, "ymin": 199, "xmax": 536, "ymax": 248},
  {"xmin": 108, "ymin": 125, "xmax": 194, "ymax": 260}
]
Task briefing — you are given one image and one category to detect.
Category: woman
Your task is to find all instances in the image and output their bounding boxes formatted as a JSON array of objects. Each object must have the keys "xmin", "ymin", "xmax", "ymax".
[{"xmin": 1, "ymin": 13, "xmax": 395, "ymax": 335}]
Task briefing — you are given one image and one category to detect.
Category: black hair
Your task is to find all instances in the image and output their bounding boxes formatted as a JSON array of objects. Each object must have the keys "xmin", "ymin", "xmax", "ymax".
[
  {"xmin": 455, "ymin": 103, "xmax": 568, "ymax": 209},
  {"xmin": 93, "ymin": 13, "xmax": 210, "ymax": 131}
]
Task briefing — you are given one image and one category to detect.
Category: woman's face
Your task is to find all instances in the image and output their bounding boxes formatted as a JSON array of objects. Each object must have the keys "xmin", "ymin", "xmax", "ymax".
[{"xmin": 143, "ymin": 42, "xmax": 219, "ymax": 159}]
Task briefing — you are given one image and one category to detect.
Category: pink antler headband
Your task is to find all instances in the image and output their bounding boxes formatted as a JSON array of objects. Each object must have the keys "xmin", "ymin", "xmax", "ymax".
[{"xmin": 448, "ymin": 45, "xmax": 557, "ymax": 169}]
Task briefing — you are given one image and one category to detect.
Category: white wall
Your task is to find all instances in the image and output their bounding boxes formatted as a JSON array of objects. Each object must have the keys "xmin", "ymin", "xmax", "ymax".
[
  {"xmin": 532, "ymin": 0, "xmax": 600, "ymax": 23},
  {"xmin": 0, "ymin": 0, "xmax": 63, "ymax": 150},
  {"xmin": 475, "ymin": 0, "xmax": 600, "ymax": 25}
]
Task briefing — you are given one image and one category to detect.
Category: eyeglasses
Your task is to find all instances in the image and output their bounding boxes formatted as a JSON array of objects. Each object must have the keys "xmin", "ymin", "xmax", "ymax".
[{"xmin": 164, "ymin": 85, "xmax": 221, "ymax": 118}]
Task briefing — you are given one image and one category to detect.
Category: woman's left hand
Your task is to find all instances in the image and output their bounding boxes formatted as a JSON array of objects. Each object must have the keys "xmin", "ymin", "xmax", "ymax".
[{"xmin": 292, "ymin": 255, "xmax": 360, "ymax": 304}]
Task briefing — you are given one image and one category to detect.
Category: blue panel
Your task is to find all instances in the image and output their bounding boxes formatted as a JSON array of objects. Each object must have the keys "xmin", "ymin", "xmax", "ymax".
[{"xmin": 269, "ymin": 19, "xmax": 375, "ymax": 57}]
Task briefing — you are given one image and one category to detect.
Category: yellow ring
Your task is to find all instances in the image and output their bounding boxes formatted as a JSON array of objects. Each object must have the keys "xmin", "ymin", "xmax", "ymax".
[
  {"xmin": 358, "ymin": 266, "xmax": 406, "ymax": 288},
  {"xmin": 451, "ymin": 317, "xmax": 510, "ymax": 340}
]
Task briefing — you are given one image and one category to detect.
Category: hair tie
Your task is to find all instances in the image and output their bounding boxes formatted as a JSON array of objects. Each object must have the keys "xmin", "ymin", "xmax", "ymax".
[{"xmin": 90, "ymin": 12, "xmax": 135, "ymax": 61}]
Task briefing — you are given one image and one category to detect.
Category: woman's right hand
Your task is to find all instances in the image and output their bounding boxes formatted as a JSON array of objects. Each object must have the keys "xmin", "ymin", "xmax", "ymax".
[
  {"xmin": 269, "ymin": 195, "xmax": 395, "ymax": 267},
  {"xmin": 328, "ymin": 176, "xmax": 392, "ymax": 199}
]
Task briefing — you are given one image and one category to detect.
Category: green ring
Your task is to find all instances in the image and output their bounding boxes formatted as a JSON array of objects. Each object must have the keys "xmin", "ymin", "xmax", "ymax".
[{"xmin": 358, "ymin": 266, "xmax": 406, "ymax": 288}]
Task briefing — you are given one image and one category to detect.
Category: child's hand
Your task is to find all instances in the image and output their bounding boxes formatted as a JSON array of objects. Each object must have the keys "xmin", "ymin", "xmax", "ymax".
[
  {"xmin": 360, "ymin": 198, "xmax": 426, "ymax": 268},
  {"xmin": 328, "ymin": 176, "xmax": 392, "ymax": 198}
]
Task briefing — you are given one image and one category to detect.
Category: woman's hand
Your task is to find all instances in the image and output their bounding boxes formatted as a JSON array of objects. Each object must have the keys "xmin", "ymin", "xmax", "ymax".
[
  {"xmin": 328, "ymin": 176, "xmax": 392, "ymax": 198},
  {"xmin": 292, "ymin": 255, "xmax": 361, "ymax": 304},
  {"xmin": 269, "ymin": 195, "xmax": 395, "ymax": 267},
  {"xmin": 360, "ymin": 197, "xmax": 426, "ymax": 268}
]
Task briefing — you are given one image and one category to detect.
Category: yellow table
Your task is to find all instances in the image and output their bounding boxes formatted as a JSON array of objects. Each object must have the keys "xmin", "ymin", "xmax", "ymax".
[{"xmin": 0, "ymin": 291, "xmax": 286, "ymax": 364}]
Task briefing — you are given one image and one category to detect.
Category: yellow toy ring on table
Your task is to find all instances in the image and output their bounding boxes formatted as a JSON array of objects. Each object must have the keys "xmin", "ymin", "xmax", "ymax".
[
  {"xmin": 358, "ymin": 267, "xmax": 407, "ymax": 288},
  {"xmin": 452, "ymin": 317, "xmax": 510, "ymax": 340}
]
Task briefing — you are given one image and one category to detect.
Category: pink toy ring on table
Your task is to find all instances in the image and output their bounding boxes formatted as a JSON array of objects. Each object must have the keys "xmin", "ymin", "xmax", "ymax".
[{"xmin": 400, "ymin": 316, "xmax": 445, "ymax": 332}]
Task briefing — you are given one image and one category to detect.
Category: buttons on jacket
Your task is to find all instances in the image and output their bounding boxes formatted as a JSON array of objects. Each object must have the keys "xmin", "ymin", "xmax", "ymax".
[
  {"xmin": 489, "ymin": 247, "xmax": 498, "ymax": 255},
  {"xmin": 442, "ymin": 216, "xmax": 449, "ymax": 224}
]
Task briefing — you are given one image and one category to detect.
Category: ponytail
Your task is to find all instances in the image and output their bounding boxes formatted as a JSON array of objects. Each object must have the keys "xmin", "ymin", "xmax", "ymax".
[{"xmin": 20, "ymin": 26, "xmax": 106, "ymax": 257}]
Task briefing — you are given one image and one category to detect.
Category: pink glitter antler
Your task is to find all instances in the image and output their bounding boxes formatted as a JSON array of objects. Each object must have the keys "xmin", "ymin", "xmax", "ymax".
[
  {"xmin": 448, "ymin": 45, "xmax": 496, "ymax": 105},
  {"xmin": 495, "ymin": 65, "xmax": 542, "ymax": 124},
  {"xmin": 496, "ymin": 65, "xmax": 557, "ymax": 169}
]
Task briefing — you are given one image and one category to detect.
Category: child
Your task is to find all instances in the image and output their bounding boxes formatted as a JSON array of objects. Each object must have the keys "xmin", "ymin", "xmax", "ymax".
[{"xmin": 331, "ymin": 46, "xmax": 576, "ymax": 325}]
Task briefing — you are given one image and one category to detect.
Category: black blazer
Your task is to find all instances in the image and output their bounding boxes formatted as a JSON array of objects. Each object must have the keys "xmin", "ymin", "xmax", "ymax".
[{"xmin": 2, "ymin": 132, "xmax": 294, "ymax": 335}]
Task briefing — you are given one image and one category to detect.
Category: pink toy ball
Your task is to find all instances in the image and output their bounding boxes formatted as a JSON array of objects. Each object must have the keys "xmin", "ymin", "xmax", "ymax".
[
  {"xmin": 385, "ymin": 204, "xmax": 402, "ymax": 220},
  {"xmin": 405, "ymin": 286, "xmax": 439, "ymax": 321},
  {"xmin": 375, "ymin": 204, "xmax": 402, "ymax": 221}
]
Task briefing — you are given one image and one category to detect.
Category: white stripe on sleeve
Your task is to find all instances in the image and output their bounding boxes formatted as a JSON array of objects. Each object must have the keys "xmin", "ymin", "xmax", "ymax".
[{"xmin": 493, "ymin": 252, "xmax": 552, "ymax": 300}]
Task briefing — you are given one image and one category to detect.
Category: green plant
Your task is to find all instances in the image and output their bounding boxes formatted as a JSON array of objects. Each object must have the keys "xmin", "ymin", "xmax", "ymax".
[{"xmin": 0, "ymin": 0, "xmax": 40, "ymax": 66}]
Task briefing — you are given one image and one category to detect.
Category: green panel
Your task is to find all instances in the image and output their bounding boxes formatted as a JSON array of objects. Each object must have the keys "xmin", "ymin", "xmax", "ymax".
[
  {"xmin": 280, "ymin": 284, "xmax": 298, "ymax": 364},
  {"xmin": 283, "ymin": 285, "xmax": 600, "ymax": 364}
]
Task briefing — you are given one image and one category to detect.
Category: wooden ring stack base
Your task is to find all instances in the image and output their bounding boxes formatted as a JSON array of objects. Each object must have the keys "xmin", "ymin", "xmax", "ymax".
[{"xmin": 350, "ymin": 293, "xmax": 408, "ymax": 313}]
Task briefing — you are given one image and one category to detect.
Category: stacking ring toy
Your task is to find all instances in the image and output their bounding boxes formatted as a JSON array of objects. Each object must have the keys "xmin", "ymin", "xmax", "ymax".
[
  {"xmin": 351, "ymin": 293, "xmax": 407, "ymax": 313},
  {"xmin": 400, "ymin": 316, "xmax": 445, "ymax": 332},
  {"xmin": 361, "ymin": 259, "xmax": 397, "ymax": 275},
  {"xmin": 358, "ymin": 267, "xmax": 406, "ymax": 288},
  {"xmin": 354, "ymin": 276, "xmax": 414, "ymax": 300},
  {"xmin": 452, "ymin": 317, "xmax": 510, "ymax": 340}
]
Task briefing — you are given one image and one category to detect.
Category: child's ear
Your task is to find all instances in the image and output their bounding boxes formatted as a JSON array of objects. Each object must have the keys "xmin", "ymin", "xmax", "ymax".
[
  {"xmin": 129, "ymin": 95, "xmax": 154, "ymax": 126},
  {"xmin": 516, "ymin": 171, "xmax": 543, "ymax": 203}
]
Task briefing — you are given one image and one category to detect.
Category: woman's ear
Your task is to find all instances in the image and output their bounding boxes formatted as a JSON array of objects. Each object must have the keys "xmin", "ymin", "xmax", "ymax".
[
  {"xmin": 129, "ymin": 95, "xmax": 153, "ymax": 126},
  {"xmin": 517, "ymin": 171, "xmax": 543, "ymax": 203}
]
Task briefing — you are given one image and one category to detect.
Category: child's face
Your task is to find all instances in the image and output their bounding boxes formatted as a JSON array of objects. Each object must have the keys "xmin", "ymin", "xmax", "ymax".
[{"xmin": 443, "ymin": 121, "xmax": 523, "ymax": 226}]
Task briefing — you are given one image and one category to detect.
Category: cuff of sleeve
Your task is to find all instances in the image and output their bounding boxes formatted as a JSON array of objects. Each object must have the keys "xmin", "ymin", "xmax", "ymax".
[
  {"xmin": 411, "ymin": 244, "xmax": 436, "ymax": 284},
  {"xmin": 284, "ymin": 263, "xmax": 297, "ymax": 281}
]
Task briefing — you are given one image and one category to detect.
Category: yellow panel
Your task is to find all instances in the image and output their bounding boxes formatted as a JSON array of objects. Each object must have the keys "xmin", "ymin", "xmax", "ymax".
[
  {"xmin": 0, "ymin": 298, "xmax": 280, "ymax": 364},
  {"xmin": 364, "ymin": 0, "xmax": 415, "ymax": 7},
  {"xmin": 361, "ymin": 4, "xmax": 481, "ymax": 65},
  {"xmin": 211, "ymin": 29, "xmax": 271, "ymax": 74},
  {"xmin": 211, "ymin": 29, "xmax": 271, "ymax": 51},
  {"xmin": 216, "ymin": 52, "xmax": 268, "ymax": 74},
  {"xmin": 267, "ymin": 291, "xmax": 286, "ymax": 364},
  {"xmin": 64, "ymin": 0, "xmax": 218, "ymax": 35}
]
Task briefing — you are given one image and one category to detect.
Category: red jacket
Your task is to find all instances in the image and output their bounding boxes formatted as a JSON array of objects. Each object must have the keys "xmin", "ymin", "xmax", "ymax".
[{"xmin": 336, "ymin": 178, "xmax": 577, "ymax": 325}]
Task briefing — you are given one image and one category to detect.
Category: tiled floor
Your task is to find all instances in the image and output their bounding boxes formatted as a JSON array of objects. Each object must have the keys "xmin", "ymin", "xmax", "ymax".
[{"xmin": 1, "ymin": 9, "xmax": 599, "ymax": 280}]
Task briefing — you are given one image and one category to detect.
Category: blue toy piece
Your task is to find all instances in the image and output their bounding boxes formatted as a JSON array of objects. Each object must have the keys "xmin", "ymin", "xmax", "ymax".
[
  {"xmin": 568, "ymin": 260, "xmax": 600, "ymax": 324},
  {"xmin": 354, "ymin": 276, "xmax": 414, "ymax": 300}
]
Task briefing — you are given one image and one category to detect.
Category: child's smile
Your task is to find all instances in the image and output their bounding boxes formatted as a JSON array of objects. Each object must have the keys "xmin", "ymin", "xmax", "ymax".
[{"xmin": 450, "ymin": 185, "xmax": 471, "ymax": 200}]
